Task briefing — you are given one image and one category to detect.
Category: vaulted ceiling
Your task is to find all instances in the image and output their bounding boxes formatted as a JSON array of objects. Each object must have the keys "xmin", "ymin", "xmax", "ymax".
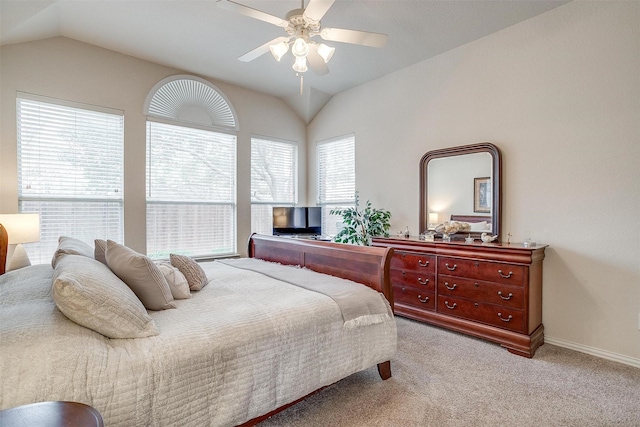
[{"xmin": 0, "ymin": 0, "xmax": 568, "ymax": 123}]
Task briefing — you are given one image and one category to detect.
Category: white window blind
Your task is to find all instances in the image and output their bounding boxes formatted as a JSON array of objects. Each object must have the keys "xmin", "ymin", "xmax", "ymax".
[
  {"xmin": 17, "ymin": 94, "xmax": 124, "ymax": 264},
  {"xmin": 146, "ymin": 121, "xmax": 236, "ymax": 258},
  {"xmin": 251, "ymin": 137, "xmax": 298, "ymax": 235},
  {"xmin": 317, "ymin": 134, "xmax": 355, "ymax": 236}
]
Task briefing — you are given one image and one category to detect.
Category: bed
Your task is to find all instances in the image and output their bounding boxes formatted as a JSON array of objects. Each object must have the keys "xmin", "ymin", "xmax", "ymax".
[
  {"xmin": 0, "ymin": 234, "xmax": 397, "ymax": 426},
  {"xmin": 447, "ymin": 214, "xmax": 493, "ymax": 239}
]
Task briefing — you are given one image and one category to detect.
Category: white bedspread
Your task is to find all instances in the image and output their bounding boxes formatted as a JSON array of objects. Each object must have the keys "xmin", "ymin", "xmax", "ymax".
[
  {"xmin": 0, "ymin": 261, "xmax": 397, "ymax": 426},
  {"xmin": 218, "ymin": 258, "xmax": 394, "ymax": 329}
]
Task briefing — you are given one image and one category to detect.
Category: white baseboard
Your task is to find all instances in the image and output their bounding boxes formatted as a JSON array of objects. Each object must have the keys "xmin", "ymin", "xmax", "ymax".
[{"xmin": 545, "ymin": 336, "xmax": 640, "ymax": 368}]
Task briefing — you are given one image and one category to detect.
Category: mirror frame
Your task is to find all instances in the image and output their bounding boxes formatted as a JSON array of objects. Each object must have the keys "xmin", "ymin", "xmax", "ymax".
[{"xmin": 419, "ymin": 142, "xmax": 502, "ymax": 239}]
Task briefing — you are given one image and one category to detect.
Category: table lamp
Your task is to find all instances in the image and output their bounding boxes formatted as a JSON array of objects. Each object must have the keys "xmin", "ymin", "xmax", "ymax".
[
  {"xmin": 0, "ymin": 213, "xmax": 40, "ymax": 272},
  {"xmin": 428, "ymin": 212, "xmax": 439, "ymax": 230}
]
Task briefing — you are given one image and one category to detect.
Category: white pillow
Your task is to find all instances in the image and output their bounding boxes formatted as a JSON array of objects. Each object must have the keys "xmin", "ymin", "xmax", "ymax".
[
  {"xmin": 170, "ymin": 254, "xmax": 209, "ymax": 291},
  {"xmin": 469, "ymin": 221, "xmax": 489, "ymax": 231},
  {"xmin": 51, "ymin": 236, "xmax": 95, "ymax": 268},
  {"xmin": 52, "ymin": 254, "xmax": 159, "ymax": 339},
  {"xmin": 94, "ymin": 239, "xmax": 108, "ymax": 265},
  {"xmin": 106, "ymin": 240, "xmax": 176, "ymax": 311},
  {"xmin": 156, "ymin": 261, "xmax": 191, "ymax": 300}
]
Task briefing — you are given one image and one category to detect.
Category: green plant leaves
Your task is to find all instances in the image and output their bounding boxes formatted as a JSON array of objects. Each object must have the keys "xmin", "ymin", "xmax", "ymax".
[{"xmin": 330, "ymin": 192, "xmax": 391, "ymax": 246}]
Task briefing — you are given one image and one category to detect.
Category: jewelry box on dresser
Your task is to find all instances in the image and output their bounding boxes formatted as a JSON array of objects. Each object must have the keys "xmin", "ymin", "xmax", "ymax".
[{"xmin": 372, "ymin": 237, "xmax": 546, "ymax": 357}]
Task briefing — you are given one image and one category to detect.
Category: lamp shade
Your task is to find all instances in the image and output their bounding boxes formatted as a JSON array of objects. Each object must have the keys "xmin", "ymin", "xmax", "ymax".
[
  {"xmin": 291, "ymin": 37, "xmax": 309, "ymax": 58},
  {"xmin": 292, "ymin": 56, "xmax": 308, "ymax": 73},
  {"xmin": 0, "ymin": 214, "xmax": 40, "ymax": 244},
  {"xmin": 316, "ymin": 43, "xmax": 335, "ymax": 63},
  {"xmin": 269, "ymin": 41, "xmax": 289, "ymax": 62},
  {"xmin": 428, "ymin": 213, "xmax": 439, "ymax": 225}
]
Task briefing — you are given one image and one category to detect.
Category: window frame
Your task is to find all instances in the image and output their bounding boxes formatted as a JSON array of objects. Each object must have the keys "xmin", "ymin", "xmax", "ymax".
[
  {"xmin": 145, "ymin": 119, "xmax": 237, "ymax": 259},
  {"xmin": 16, "ymin": 92, "xmax": 124, "ymax": 264},
  {"xmin": 316, "ymin": 134, "xmax": 356, "ymax": 237},
  {"xmin": 250, "ymin": 135, "xmax": 299, "ymax": 235}
]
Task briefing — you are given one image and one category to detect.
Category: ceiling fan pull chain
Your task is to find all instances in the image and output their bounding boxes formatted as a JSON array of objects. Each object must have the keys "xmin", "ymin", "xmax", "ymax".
[{"xmin": 300, "ymin": 74, "xmax": 304, "ymax": 95}]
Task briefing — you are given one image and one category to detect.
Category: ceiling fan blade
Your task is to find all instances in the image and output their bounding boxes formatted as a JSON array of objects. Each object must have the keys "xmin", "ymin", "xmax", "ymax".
[
  {"xmin": 217, "ymin": 0, "xmax": 287, "ymax": 27},
  {"xmin": 303, "ymin": 0, "xmax": 335, "ymax": 22},
  {"xmin": 320, "ymin": 27, "xmax": 388, "ymax": 48},
  {"xmin": 238, "ymin": 36, "xmax": 289, "ymax": 62},
  {"xmin": 307, "ymin": 45, "xmax": 329, "ymax": 76}
]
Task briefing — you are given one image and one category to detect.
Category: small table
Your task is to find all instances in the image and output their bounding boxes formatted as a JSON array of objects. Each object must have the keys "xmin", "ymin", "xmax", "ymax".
[{"xmin": 0, "ymin": 401, "xmax": 104, "ymax": 427}]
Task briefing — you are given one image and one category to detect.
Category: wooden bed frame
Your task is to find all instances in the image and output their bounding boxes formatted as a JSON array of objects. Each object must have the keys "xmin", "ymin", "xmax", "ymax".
[
  {"xmin": 447, "ymin": 215, "xmax": 492, "ymax": 240},
  {"xmin": 450, "ymin": 214, "xmax": 491, "ymax": 224},
  {"xmin": 0, "ymin": 225, "xmax": 8, "ymax": 276},
  {"xmin": 243, "ymin": 233, "xmax": 395, "ymax": 426},
  {"xmin": 248, "ymin": 233, "xmax": 394, "ymax": 308}
]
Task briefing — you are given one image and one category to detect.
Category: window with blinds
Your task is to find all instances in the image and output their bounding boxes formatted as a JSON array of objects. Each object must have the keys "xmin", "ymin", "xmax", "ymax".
[
  {"xmin": 251, "ymin": 137, "xmax": 298, "ymax": 235},
  {"xmin": 146, "ymin": 121, "xmax": 236, "ymax": 258},
  {"xmin": 317, "ymin": 134, "xmax": 355, "ymax": 236},
  {"xmin": 17, "ymin": 94, "xmax": 124, "ymax": 264}
]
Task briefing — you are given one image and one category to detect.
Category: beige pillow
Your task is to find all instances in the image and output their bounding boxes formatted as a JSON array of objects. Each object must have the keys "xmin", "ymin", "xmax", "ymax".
[
  {"xmin": 170, "ymin": 254, "xmax": 208, "ymax": 291},
  {"xmin": 156, "ymin": 261, "xmax": 191, "ymax": 300},
  {"xmin": 51, "ymin": 236, "xmax": 95, "ymax": 268},
  {"xmin": 52, "ymin": 254, "xmax": 159, "ymax": 339},
  {"xmin": 106, "ymin": 240, "xmax": 175, "ymax": 310},
  {"xmin": 94, "ymin": 239, "xmax": 108, "ymax": 265}
]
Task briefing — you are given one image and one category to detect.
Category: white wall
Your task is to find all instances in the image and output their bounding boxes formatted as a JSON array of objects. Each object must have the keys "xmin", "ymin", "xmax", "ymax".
[
  {"xmin": 308, "ymin": 2, "xmax": 640, "ymax": 363},
  {"xmin": 0, "ymin": 37, "xmax": 307, "ymax": 256}
]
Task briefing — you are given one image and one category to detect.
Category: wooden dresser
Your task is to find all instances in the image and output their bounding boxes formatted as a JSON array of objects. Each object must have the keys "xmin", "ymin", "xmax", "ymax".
[{"xmin": 372, "ymin": 237, "xmax": 547, "ymax": 357}]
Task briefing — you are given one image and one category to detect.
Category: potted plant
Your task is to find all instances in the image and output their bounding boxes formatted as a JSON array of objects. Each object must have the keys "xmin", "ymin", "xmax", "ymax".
[{"xmin": 330, "ymin": 192, "xmax": 391, "ymax": 246}]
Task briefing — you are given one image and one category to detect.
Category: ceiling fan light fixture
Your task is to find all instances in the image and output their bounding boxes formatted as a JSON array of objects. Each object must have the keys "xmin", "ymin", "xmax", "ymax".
[
  {"xmin": 292, "ymin": 56, "xmax": 308, "ymax": 73},
  {"xmin": 291, "ymin": 37, "xmax": 310, "ymax": 58},
  {"xmin": 269, "ymin": 41, "xmax": 289, "ymax": 61},
  {"xmin": 316, "ymin": 43, "xmax": 335, "ymax": 63}
]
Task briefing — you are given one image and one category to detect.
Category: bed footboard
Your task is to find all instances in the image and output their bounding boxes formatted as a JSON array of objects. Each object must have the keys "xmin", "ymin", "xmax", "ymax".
[{"xmin": 248, "ymin": 233, "xmax": 394, "ymax": 309}]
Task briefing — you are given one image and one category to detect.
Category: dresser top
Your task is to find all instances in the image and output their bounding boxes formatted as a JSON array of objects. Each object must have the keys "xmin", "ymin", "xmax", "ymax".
[
  {"xmin": 374, "ymin": 236, "xmax": 546, "ymax": 250},
  {"xmin": 372, "ymin": 236, "xmax": 547, "ymax": 264}
]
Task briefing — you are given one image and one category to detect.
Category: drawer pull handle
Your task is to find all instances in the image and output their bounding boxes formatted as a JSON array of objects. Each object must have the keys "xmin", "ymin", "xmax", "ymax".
[
  {"xmin": 445, "ymin": 263, "xmax": 457, "ymax": 271},
  {"xmin": 444, "ymin": 282, "xmax": 457, "ymax": 291},
  {"xmin": 418, "ymin": 259, "xmax": 429, "ymax": 267},
  {"xmin": 497, "ymin": 312, "xmax": 513, "ymax": 322},
  {"xmin": 497, "ymin": 291, "xmax": 513, "ymax": 300},
  {"xmin": 498, "ymin": 270, "xmax": 513, "ymax": 279},
  {"xmin": 417, "ymin": 277, "xmax": 429, "ymax": 285},
  {"xmin": 444, "ymin": 301, "xmax": 457, "ymax": 309},
  {"xmin": 417, "ymin": 295, "xmax": 429, "ymax": 303}
]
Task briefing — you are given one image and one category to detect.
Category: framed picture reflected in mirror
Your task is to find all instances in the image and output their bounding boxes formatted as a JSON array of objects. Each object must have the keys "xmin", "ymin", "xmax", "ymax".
[{"xmin": 474, "ymin": 177, "xmax": 491, "ymax": 213}]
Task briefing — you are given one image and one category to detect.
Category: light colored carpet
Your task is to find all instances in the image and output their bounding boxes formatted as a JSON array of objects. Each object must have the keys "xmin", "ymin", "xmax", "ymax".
[{"xmin": 260, "ymin": 317, "xmax": 640, "ymax": 426}]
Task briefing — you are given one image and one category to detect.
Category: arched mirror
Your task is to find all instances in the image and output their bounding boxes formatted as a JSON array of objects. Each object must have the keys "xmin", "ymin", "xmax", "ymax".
[{"xmin": 419, "ymin": 143, "xmax": 502, "ymax": 239}]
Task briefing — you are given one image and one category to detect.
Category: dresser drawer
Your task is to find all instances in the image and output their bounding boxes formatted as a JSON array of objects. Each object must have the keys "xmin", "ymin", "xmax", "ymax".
[
  {"xmin": 391, "ymin": 252, "xmax": 435, "ymax": 273},
  {"xmin": 437, "ymin": 296, "xmax": 525, "ymax": 333},
  {"xmin": 437, "ymin": 276, "xmax": 524, "ymax": 309},
  {"xmin": 391, "ymin": 269, "xmax": 435, "ymax": 290},
  {"xmin": 438, "ymin": 257, "xmax": 525, "ymax": 286},
  {"xmin": 393, "ymin": 284, "xmax": 435, "ymax": 311}
]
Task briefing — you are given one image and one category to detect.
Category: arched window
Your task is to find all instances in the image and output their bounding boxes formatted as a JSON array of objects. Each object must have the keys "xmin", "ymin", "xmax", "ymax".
[{"xmin": 144, "ymin": 76, "xmax": 238, "ymax": 258}]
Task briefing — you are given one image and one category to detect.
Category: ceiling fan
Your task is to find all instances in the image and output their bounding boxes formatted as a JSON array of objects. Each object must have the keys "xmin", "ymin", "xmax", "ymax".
[{"xmin": 217, "ymin": 0, "xmax": 388, "ymax": 76}]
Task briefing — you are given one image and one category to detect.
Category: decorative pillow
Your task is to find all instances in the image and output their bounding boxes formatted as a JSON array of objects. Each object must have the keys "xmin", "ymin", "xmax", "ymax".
[
  {"xmin": 469, "ymin": 221, "xmax": 489, "ymax": 232},
  {"xmin": 170, "ymin": 254, "xmax": 208, "ymax": 291},
  {"xmin": 52, "ymin": 254, "xmax": 159, "ymax": 339},
  {"xmin": 106, "ymin": 240, "xmax": 175, "ymax": 310},
  {"xmin": 94, "ymin": 239, "xmax": 108, "ymax": 265},
  {"xmin": 156, "ymin": 261, "xmax": 191, "ymax": 299},
  {"xmin": 51, "ymin": 236, "xmax": 95, "ymax": 268}
]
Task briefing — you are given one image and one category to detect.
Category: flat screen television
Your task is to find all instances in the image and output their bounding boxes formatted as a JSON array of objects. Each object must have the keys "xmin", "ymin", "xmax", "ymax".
[{"xmin": 272, "ymin": 206, "xmax": 322, "ymax": 236}]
